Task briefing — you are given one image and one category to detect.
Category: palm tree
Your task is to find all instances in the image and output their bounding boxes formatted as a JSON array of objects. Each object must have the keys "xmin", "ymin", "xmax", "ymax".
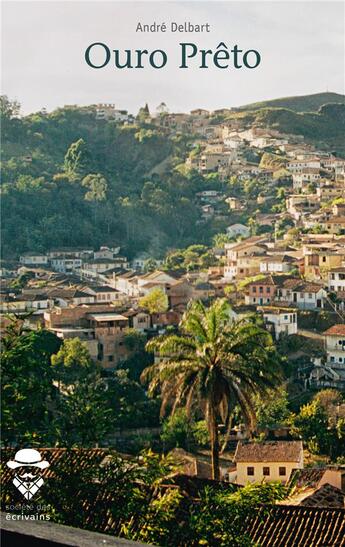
[{"xmin": 141, "ymin": 298, "xmax": 282, "ymax": 480}]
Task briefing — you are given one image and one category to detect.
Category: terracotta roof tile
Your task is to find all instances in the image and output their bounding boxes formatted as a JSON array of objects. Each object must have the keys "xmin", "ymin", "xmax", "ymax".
[
  {"xmin": 323, "ymin": 325, "xmax": 345, "ymax": 336},
  {"xmin": 248, "ymin": 505, "xmax": 345, "ymax": 547}
]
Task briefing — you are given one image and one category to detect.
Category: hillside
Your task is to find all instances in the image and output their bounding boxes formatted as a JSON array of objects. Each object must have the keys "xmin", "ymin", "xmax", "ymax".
[
  {"xmin": 1, "ymin": 95, "xmax": 344, "ymax": 261},
  {"xmin": 225, "ymin": 103, "xmax": 345, "ymax": 155},
  {"xmin": 235, "ymin": 92, "xmax": 345, "ymax": 113},
  {"xmin": 0, "ymin": 103, "xmax": 212, "ymax": 260}
]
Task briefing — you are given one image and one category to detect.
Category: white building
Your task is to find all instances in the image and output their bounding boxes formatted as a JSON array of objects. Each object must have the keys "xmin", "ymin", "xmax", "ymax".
[
  {"xmin": 226, "ymin": 223, "xmax": 250, "ymax": 239},
  {"xmin": 328, "ymin": 267, "xmax": 345, "ymax": 293},
  {"xmin": 259, "ymin": 306, "xmax": 298, "ymax": 339},
  {"xmin": 287, "ymin": 157, "xmax": 321, "ymax": 173},
  {"xmin": 19, "ymin": 253, "xmax": 48, "ymax": 266},
  {"xmin": 292, "ymin": 169, "xmax": 320, "ymax": 191},
  {"xmin": 50, "ymin": 257, "xmax": 82, "ymax": 273},
  {"xmin": 323, "ymin": 325, "xmax": 345, "ymax": 367},
  {"xmin": 259, "ymin": 255, "xmax": 294, "ymax": 274},
  {"xmin": 276, "ymin": 280, "xmax": 326, "ymax": 310}
]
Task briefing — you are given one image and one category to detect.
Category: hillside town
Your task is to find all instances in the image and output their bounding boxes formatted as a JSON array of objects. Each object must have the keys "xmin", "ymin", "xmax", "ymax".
[
  {"xmin": 1, "ymin": 99, "xmax": 345, "ymax": 545},
  {"xmin": 2, "ymin": 103, "xmax": 345, "ymax": 385}
]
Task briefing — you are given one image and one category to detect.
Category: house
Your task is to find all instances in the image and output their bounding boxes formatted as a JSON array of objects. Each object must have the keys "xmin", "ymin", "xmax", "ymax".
[
  {"xmin": 44, "ymin": 305, "xmax": 129, "ymax": 368},
  {"xmin": 323, "ymin": 325, "xmax": 345, "ymax": 368},
  {"xmin": 244, "ymin": 275, "xmax": 278, "ymax": 305},
  {"xmin": 292, "ymin": 169, "xmax": 320, "ymax": 191},
  {"xmin": 198, "ymin": 151, "xmax": 233, "ymax": 173},
  {"xmin": 328, "ymin": 267, "xmax": 345, "ymax": 294},
  {"xmin": 224, "ymin": 237, "xmax": 268, "ymax": 280},
  {"xmin": 47, "ymin": 248, "xmax": 93, "ymax": 259},
  {"xmin": 303, "ymin": 243, "xmax": 345, "ymax": 281},
  {"xmin": 195, "ymin": 190, "xmax": 224, "ymax": 204},
  {"xmin": 123, "ymin": 309, "xmax": 151, "ymax": 331},
  {"xmin": 233, "ymin": 441, "xmax": 303, "ymax": 485},
  {"xmin": 45, "ymin": 287, "xmax": 95, "ymax": 306},
  {"xmin": 316, "ymin": 184, "xmax": 344, "ymax": 202},
  {"xmin": 225, "ymin": 197, "xmax": 243, "ymax": 210},
  {"xmin": 259, "ymin": 255, "xmax": 295, "ymax": 274},
  {"xmin": 151, "ymin": 310, "xmax": 181, "ymax": 330},
  {"xmin": 19, "ymin": 253, "xmax": 49, "ymax": 266},
  {"xmin": 287, "ymin": 157, "xmax": 321, "ymax": 173},
  {"xmin": 138, "ymin": 270, "xmax": 182, "ymax": 290},
  {"xmin": 286, "ymin": 194, "xmax": 320, "ymax": 221},
  {"xmin": 201, "ymin": 204, "xmax": 215, "ymax": 220},
  {"xmin": 276, "ymin": 279, "xmax": 326, "ymax": 309},
  {"xmin": 226, "ymin": 223, "xmax": 250, "ymax": 239},
  {"xmin": 259, "ymin": 306, "xmax": 298, "ymax": 339},
  {"xmin": 0, "ymin": 293, "xmax": 53, "ymax": 314},
  {"xmin": 85, "ymin": 285, "xmax": 124, "ymax": 303},
  {"xmin": 111, "ymin": 269, "xmax": 141, "ymax": 297},
  {"xmin": 192, "ymin": 282, "xmax": 216, "ymax": 301},
  {"xmin": 166, "ymin": 279, "xmax": 194, "ymax": 308},
  {"xmin": 319, "ymin": 217, "xmax": 345, "ymax": 235},
  {"xmin": 82, "ymin": 257, "xmax": 129, "ymax": 275},
  {"xmin": 93, "ymin": 246, "xmax": 121, "ymax": 260},
  {"xmin": 50, "ymin": 256, "xmax": 82, "ymax": 274}
]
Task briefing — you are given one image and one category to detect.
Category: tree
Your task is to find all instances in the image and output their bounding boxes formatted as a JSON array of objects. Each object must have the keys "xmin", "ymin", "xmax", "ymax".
[
  {"xmin": 290, "ymin": 390, "xmax": 344, "ymax": 458},
  {"xmin": 289, "ymin": 400, "xmax": 330, "ymax": 455},
  {"xmin": 254, "ymin": 387, "xmax": 290, "ymax": 430},
  {"xmin": 1, "ymin": 322, "xmax": 62, "ymax": 445},
  {"xmin": 51, "ymin": 338, "xmax": 95, "ymax": 386},
  {"xmin": 0, "ymin": 95, "xmax": 20, "ymax": 119},
  {"xmin": 161, "ymin": 409, "xmax": 193, "ymax": 450},
  {"xmin": 212, "ymin": 233, "xmax": 233, "ymax": 248},
  {"xmin": 81, "ymin": 173, "xmax": 108, "ymax": 202},
  {"xmin": 139, "ymin": 288, "xmax": 169, "ymax": 314},
  {"xmin": 56, "ymin": 371, "xmax": 112, "ymax": 446},
  {"xmin": 143, "ymin": 258, "xmax": 158, "ymax": 273},
  {"xmin": 142, "ymin": 299, "xmax": 281, "ymax": 479},
  {"xmin": 64, "ymin": 138, "xmax": 91, "ymax": 177}
]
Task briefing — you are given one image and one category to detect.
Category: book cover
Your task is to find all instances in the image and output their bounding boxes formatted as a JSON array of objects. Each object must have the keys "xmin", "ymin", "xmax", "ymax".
[{"xmin": 1, "ymin": 1, "xmax": 345, "ymax": 545}]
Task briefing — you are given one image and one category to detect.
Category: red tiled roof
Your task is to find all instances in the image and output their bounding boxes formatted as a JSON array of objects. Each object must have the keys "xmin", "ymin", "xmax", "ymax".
[
  {"xmin": 300, "ymin": 484, "xmax": 345, "ymax": 509},
  {"xmin": 323, "ymin": 324, "xmax": 345, "ymax": 336},
  {"xmin": 247, "ymin": 505, "xmax": 345, "ymax": 547}
]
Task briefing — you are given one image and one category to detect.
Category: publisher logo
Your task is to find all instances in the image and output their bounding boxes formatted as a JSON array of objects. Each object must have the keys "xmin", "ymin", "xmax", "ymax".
[{"xmin": 6, "ymin": 449, "xmax": 50, "ymax": 500}]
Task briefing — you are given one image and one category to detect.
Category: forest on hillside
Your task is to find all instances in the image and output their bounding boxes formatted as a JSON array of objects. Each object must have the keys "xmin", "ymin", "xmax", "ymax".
[
  {"xmin": 1, "ymin": 97, "xmax": 217, "ymax": 259},
  {"xmin": 1, "ymin": 95, "xmax": 344, "ymax": 260}
]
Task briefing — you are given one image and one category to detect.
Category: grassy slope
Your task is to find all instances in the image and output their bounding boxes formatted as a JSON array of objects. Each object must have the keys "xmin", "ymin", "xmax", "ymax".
[{"xmin": 235, "ymin": 92, "xmax": 345, "ymax": 113}]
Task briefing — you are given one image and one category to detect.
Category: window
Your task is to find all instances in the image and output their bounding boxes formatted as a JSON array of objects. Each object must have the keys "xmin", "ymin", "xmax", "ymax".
[
  {"xmin": 259, "ymin": 287, "xmax": 263, "ymax": 293},
  {"xmin": 247, "ymin": 467, "xmax": 254, "ymax": 476},
  {"xmin": 252, "ymin": 287, "xmax": 257, "ymax": 293},
  {"xmin": 108, "ymin": 355, "xmax": 114, "ymax": 362},
  {"xmin": 263, "ymin": 467, "xmax": 270, "ymax": 476},
  {"xmin": 266, "ymin": 287, "xmax": 271, "ymax": 293},
  {"xmin": 279, "ymin": 467, "xmax": 286, "ymax": 476}
]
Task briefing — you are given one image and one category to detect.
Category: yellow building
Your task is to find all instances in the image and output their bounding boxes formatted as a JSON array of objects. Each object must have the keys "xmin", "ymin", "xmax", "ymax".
[{"xmin": 234, "ymin": 441, "xmax": 303, "ymax": 485}]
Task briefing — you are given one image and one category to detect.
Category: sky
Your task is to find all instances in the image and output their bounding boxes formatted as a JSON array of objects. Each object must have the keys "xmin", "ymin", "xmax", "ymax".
[{"xmin": 1, "ymin": 1, "xmax": 344, "ymax": 115}]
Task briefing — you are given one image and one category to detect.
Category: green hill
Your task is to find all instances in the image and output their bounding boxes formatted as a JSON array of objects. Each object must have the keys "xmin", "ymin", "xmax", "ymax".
[
  {"xmin": 225, "ymin": 103, "xmax": 345, "ymax": 155},
  {"xmin": 235, "ymin": 92, "xmax": 345, "ymax": 113},
  {"xmin": 0, "ymin": 101, "xmax": 210, "ymax": 259}
]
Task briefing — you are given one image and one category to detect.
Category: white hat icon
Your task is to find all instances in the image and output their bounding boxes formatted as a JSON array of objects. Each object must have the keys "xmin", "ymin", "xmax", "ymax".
[{"xmin": 6, "ymin": 448, "xmax": 50, "ymax": 470}]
